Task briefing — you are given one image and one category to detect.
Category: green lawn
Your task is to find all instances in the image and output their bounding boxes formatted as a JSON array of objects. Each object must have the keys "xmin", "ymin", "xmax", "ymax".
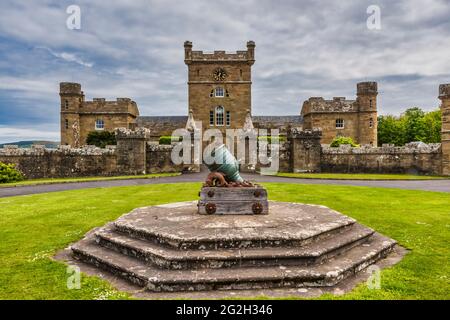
[
  {"xmin": 0, "ymin": 173, "xmax": 180, "ymax": 188},
  {"xmin": 0, "ymin": 183, "xmax": 448, "ymax": 300},
  {"xmin": 276, "ymin": 172, "xmax": 447, "ymax": 180}
]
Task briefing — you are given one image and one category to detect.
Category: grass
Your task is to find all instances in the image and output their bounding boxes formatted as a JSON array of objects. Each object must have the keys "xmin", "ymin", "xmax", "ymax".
[
  {"xmin": 0, "ymin": 173, "xmax": 180, "ymax": 188},
  {"xmin": 0, "ymin": 183, "xmax": 448, "ymax": 300},
  {"xmin": 276, "ymin": 172, "xmax": 447, "ymax": 180}
]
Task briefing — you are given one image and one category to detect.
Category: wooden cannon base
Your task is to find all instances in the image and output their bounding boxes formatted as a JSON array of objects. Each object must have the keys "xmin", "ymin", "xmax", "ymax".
[{"xmin": 198, "ymin": 185, "xmax": 269, "ymax": 215}]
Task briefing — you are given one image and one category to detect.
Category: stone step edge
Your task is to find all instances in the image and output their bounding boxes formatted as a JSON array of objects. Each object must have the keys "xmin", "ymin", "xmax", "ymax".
[
  {"xmin": 113, "ymin": 219, "xmax": 356, "ymax": 250},
  {"xmin": 94, "ymin": 224, "xmax": 375, "ymax": 269},
  {"xmin": 71, "ymin": 233, "xmax": 396, "ymax": 292}
]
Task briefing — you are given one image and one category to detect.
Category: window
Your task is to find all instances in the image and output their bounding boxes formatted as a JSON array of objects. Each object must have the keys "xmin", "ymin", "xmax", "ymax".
[
  {"xmin": 210, "ymin": 89, "xmax": 214, "ymax": 97},
  {"xmin": 197, "ymin": 69, "xmax": 200, "ymax": 77},
  {"xmin": 240, "ymin": 69, "xmax": 243, "ymax": 78},
  {"xmin": 336, "ymin": 118, "xmax": 344, "ymax": 129},
  {"xmin": 209, "ymin": 110, "xmax": 214, "ymax": 126},
  {"xmin": 369, "ymin": 99, "xmax": 373, "ymax": 108},
  {"xmin": 215, "ymin": 106, "xmax": 224, "ymax": 126},
  {"xmin": 64, "ymin": 100, "xmax": 69, "ymax": 109},
  {"xmin": 215, "ymin": 87, "xmax": 224, "ymax": 97},
  {"xmin": 95, "ymin": 119, "xmax": 105, "ymax": 130},
  {"xmin": 226, "ymin": 111, "xmax": 231, "ymax": 126},
  {"xmin": 369, "ymin": 118, "xmax": 374, "ymax": 128},
  {"xmin": 65, "ymin": 119, "xmax": 69, "ymax": 129}
]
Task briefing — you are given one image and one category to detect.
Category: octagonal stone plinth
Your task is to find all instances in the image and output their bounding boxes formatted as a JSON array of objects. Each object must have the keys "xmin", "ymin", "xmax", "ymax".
[{"xmin": 68, "ymin": 201, "xmax": 400, "ymax": 294}]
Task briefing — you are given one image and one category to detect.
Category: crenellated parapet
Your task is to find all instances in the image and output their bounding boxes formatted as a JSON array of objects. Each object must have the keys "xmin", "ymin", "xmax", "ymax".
[
  {"xmin": 184, "ymin": 40, "xmax": 255, "ymax": 65},
  {"xmin": 439, "ymin": 84, "xmax": 450, "ymax": 98},
  {"xmin": 356, "ymin": 82, "xmax": 378, "ymax": 95}
]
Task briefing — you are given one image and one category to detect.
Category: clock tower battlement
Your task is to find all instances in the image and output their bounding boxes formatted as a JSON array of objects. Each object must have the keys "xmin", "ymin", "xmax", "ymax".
[{"xmin": 184, "ymin": 41, "xmax": 255, "ymax": 133}]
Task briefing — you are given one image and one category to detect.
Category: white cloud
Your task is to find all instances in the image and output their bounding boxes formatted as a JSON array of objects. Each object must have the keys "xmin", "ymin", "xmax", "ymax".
[{"xmin": 39, "ymin": 47, "xmax": 94, "ymax": 68}]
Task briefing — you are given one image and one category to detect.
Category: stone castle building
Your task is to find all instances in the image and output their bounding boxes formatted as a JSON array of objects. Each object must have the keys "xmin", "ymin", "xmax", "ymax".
[
  {"xmin": 301, "ymin": 82, "xmax": 378, "ymax": 145},
  {"xmin": 61, "ymin": 41, "xmax": 376, "ymax": 146},
  {"xmin": 60, "ymin": 83, "xmax": 139, "ymax": 146}
]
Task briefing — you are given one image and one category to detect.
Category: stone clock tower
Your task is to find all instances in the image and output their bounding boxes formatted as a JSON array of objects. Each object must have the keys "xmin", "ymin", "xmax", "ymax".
[{"xmin": 184, "ymin": 41, "xmax": 255, "ymax": 132}]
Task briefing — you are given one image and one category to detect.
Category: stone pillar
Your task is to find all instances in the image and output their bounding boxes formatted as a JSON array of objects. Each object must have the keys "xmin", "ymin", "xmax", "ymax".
[
  {"xmin": 115, "ymin": 128, "xmax": 150, "ymax": 175},
  {"xmin": 289, "ymin": 128, "xmax": 322, "ymax": 173},
  {"xmin": 439, "ymin": 84, "xmax": 450, "ymax": 176}
]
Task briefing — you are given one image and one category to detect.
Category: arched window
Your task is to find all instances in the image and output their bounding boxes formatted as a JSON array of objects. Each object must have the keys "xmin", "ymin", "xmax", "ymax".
[
  {"xmin": 215, "ymin": 87, "xmax": 224, "ymax": 97},
  {"xmin": 369, "ymin": 118, "xmax": 374, "ymax": 128},
  {"xmin": 336, "ymin": 118, "xmax": 344, "ymax": 129},
  {"xmin": 95, "ymin": 119, "xmax": 105, "ymax": 130},
  {"xmin": 215, "ymin": 106, "xmax": 224, "ymax": 126}
]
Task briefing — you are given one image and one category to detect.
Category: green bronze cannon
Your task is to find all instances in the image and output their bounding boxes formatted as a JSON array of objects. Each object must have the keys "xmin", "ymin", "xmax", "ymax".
[
  {"xmin": 203, "ymin": 144, "xmax": 256, "ymax": 187},
  {"xmin": 199, "ymin": 144, "xmax": 268, "ymax": 214}
]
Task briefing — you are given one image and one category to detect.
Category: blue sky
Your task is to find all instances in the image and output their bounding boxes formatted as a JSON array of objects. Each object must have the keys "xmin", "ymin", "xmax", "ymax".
[{"xmin": 0, "ymin": 0, "xmax": 449, "ymax": 143}]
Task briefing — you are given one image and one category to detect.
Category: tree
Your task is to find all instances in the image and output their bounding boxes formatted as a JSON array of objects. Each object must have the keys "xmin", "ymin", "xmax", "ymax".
[
  {"xmin": 422, "ymin": 109, "xmax": 441, "ymax": 143},
  {"xmin": 404, "ymin": 107, "xmax": 427, "ymax": 143},
  {"xmin": 377, "ymin": 108, "xmax": 441, "ymax": 146},
  {"xmin": 377, "ymin": 115, "xmax": 407, "ymax": 146},
  {"xmin": 86, "ymin": 131, "xmax": 116, "ymax": 148}
]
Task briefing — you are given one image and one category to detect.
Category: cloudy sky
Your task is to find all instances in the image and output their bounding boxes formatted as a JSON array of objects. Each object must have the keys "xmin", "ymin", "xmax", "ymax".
[{"xmin": 0, "ymin": 0, "xmax": 449, "ymax": 143}]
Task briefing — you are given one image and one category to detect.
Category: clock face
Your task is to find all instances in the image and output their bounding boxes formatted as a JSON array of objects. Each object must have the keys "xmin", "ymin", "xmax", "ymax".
[{"xmin": 212, "ymin": 68, "xmax": 227, "ymax": 82}]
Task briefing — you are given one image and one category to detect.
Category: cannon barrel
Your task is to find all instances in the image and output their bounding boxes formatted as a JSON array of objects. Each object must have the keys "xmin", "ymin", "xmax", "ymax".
[{"xmin": 205, "ymin": 144, "xmax": 244, "ymax": 182}]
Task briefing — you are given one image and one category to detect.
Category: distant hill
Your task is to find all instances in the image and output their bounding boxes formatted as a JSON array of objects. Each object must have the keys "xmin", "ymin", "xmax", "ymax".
[{"xmin": 0, "ymin": 141, "xmax": 59, "ymax": 149}]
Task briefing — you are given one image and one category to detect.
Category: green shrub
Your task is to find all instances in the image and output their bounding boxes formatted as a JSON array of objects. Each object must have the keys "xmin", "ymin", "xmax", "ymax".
[
  {"xmin": 0, "ymin": 162, "xmax": 24, "ymax": 183},
  {"xmin": 86, "ymin": 131, "xmax": 116, "ymax": 148},
  {"xmin": 330, "ymin": 136, "xmax": 359, "ymax": 148},
  {"xmin": 159, "ymin": 136, "xmax": 181, "ymax": 145}
]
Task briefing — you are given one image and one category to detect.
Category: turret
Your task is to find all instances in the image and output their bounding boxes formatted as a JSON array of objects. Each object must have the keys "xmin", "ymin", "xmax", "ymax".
[
  {"xmin": 60, "ymin": 82, "xmax": 83, "ymax": 146},
  {"xmin": 356, "ymin": 82, "xmax": 378, "ymax": 146},
  {"xmin": 59, "ymin": 82, "xmax": 83, "ymax": 111},
  {"xmin": 439, "ymin": 84, "xmax": 450, "ymax": 175},
  {"xmin": 356, "ymin": 82, "xmax": 378, "ymax": 111}
]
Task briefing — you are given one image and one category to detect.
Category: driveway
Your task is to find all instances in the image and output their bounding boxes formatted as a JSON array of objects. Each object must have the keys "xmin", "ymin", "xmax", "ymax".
[{"xmin": 0, "ymin": 172, "xmax": 449, "ymax": 198}]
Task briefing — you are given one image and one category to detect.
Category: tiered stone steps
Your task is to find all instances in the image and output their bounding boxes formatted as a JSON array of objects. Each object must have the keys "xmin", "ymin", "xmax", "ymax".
[{"xmin": 71, "ymin": 201, "xmax": 397, "ymax": 292}]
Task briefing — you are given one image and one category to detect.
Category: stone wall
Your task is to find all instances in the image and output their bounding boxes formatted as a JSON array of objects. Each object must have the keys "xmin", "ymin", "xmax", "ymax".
[
  {"xmin": 289, "ymin": 128, "xmax": 322, "ymax": 173},
  {"xmin": 146, "ymin": 144, "xmax": 185, "ymax": 173},
  {"xmin": 321, "ymin": 142, "xmax": 442, "ymax": 175},
  {"xmin": 0, "ymin": 145, "xmax": 117, "ymax": 179},
  {"xmin": 115, "ymin": 127, "xmax": 149, "ymax": 175},
  {"xmin": 0, "ymin": 128, "xmax": 184, "ymax": 179}
]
